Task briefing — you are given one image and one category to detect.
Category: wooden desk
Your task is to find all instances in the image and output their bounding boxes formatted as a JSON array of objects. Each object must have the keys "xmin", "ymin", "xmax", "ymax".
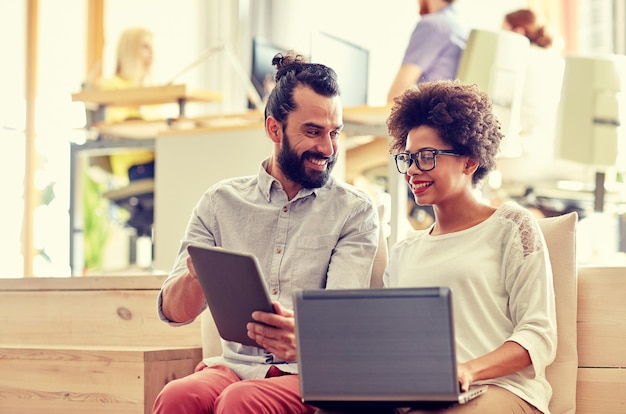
[
  {"xmin": 72, "ymin": 84, "xmax": 223, "ymax": 125},
  {"xmin": 342, "ymin": 104, "xmax": 391, "ymax": 137}
]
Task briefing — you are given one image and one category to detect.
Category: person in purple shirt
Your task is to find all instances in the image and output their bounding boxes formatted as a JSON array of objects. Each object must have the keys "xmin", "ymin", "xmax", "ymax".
[{"xmin": 387, "ymin": 0, "xmax": 468, "ymax": 103}]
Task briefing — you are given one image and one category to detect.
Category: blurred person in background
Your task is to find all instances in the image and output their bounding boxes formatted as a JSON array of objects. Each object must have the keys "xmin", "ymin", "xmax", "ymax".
[
  {"xmin": 387, "ymin": 0, "xmax": 468, "ymax": 103},
  {"xmin": 502, "ymin": 9, "xmax": 564, "ymax": 159},
  {"xmin": 97, "ymin": 26, "xmax": 157, "ymax": 178}
]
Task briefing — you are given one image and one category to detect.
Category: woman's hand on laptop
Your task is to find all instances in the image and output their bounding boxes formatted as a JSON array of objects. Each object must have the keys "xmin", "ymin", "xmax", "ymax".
[
  {"xmin": 457, "ymin": 362, "xmax": 474, "ymax": 392},
  {"xmin": 247, "ymin": 302, "xmax": 297, "ymax": 361}
]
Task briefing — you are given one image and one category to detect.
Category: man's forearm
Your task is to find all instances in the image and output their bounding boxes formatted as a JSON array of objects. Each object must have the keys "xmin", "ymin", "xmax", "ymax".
[{"xmin": 161, "ymin": 272, "xmax": 206, "ymax": 323}]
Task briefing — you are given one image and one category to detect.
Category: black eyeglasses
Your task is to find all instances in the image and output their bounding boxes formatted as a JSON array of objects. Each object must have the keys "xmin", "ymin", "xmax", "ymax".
[{"xmin": 394, "ymin": 149, "xmax": 463, "ymax": 173}]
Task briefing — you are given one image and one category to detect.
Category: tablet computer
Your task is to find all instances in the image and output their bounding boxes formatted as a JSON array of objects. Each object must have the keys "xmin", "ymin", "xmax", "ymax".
[{"xmin": 187, "ymin": 244, "xmax": 276, "ymax": 348}]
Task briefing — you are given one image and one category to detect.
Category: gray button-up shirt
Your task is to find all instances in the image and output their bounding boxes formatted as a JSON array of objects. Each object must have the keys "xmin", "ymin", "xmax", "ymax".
[{"xmin": 158, "ymin": 159, "xmax": 379, "ymax": 379}]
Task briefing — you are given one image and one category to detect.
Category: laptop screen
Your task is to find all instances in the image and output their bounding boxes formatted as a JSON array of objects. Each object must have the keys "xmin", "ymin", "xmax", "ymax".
[{"xmin": 294, "ymin": 287, "xmax": 459, "ymax": 404}]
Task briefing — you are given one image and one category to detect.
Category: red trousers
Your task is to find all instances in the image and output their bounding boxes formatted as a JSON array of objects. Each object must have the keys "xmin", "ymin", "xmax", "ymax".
[{"xmin": 152, "ymin": 362, "xmax": 318, "ymax": 414}]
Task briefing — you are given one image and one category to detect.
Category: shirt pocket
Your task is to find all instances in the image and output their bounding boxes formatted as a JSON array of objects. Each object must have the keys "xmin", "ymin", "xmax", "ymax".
[
  {"xmin": 292, "ymin": 234, "xmax": 339, "ymax": 289},
  {"xmin": 296, "ymin": 234, "xmax": 339, "ymax": 251}
]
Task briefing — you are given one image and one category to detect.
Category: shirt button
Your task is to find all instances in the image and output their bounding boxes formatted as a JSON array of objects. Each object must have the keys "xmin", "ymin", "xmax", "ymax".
[
  {"xmin": 271, "ymin": 288, "xmax": 278, "ymax": 295},
  {"xmin": 275, "ymin": 247, "xmax": 282, "ymax": 254},
  {"xmin": 282, "ymin": 206, "xmax": 288, "ymax": 212}
]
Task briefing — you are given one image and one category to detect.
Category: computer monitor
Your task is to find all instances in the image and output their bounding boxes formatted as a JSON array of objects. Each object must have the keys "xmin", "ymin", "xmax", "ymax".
[
  {"xmin": 555, "ymin": 53, "xmax": 626, "ymax": 168},
  {"xmin": 554, "ymin": 53, "xmax": 626, "ymax": 212},
  {"xmin": 309, "ymin": 32, "xmax": 369, "ymax": 107},
  {"xmin": 456, "ymin": 29, "xmax": 530, "ymax": 156},
  {"xmin": 250, "ymin": 37, "xmax": 284, "ymax": 107}
]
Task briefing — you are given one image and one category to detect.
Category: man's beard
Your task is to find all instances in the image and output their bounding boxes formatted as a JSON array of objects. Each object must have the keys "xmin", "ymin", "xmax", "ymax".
[{"xmin": 277, "ymin": 132, "xmax": 336, "ymax": 189}]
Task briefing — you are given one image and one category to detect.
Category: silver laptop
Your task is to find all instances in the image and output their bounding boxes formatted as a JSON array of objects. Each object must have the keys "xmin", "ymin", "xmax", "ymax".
[{"xmin": 293, "ymin": 287, "xmax": 487, "ymax": 409}]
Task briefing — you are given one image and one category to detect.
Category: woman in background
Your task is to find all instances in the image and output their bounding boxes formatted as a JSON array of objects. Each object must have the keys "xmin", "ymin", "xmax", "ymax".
[
  {"xmin": 502, "ymin": 9, "xmax": 564, "ymax": 159},
  {"xmin": 83, "ymin": 27, "xmax": 157, "ymax": 273},
  {"xmin": 98, "ymin": 26, "xmax": 157, "ymax": 179},
  {"xmin": 100, "ymin": 27, "xmax": 155, "ymax": 123},
  {"xmin": 493, "ymin": 8, "xmax": 567, "ymax": 210},
  {"xmin": 503, "ymin": 9, "xmax": 554, "ymax": 49}
]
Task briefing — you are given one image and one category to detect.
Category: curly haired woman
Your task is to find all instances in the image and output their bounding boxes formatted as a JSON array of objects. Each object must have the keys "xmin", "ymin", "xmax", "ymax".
[{"xmin": 384, "ymin": 80, "xmax": 557, "ymax": 414}]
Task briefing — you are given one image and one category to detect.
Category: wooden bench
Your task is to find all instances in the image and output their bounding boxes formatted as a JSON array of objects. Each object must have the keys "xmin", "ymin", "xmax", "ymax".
[
  {"xmin": 1, "ymin": 266, "xmax": 625, "ymax": 413},
  {"xmin": 0, "ymin": 275, "xmax": 202, "ymax": 414}
]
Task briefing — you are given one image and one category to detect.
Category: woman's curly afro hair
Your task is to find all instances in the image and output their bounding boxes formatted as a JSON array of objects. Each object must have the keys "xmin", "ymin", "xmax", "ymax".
[{"xmin": 387, "ymin": 80, "xmax": 504, "ymax": 186}]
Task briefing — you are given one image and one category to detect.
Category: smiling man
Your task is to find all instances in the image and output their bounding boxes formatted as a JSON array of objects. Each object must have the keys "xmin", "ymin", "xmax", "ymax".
[{"xmin": 153, "ymin": 51, "xmax": 380, "ymax": 414}]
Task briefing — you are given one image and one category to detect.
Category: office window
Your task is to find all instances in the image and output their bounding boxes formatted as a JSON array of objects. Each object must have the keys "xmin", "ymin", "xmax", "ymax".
[
  {"xmin": 0, "ymin": 1, "xmax": 85, "ymax": 277},
  {"xmin": 615, "ymin": 0, "xmax": 626, "ymax": 54},
  {"xmin": 0, "ymin": 2, "xmax": 26, "ymax": 277},
  {"xmin": 577, "ymin": 0, "xmax": 615, "ymax": 53}
]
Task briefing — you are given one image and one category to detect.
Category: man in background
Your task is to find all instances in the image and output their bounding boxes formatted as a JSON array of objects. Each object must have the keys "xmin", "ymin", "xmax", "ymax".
[{"xmin": 387, "ymin": 0, "xmax": 468, "ymax": 102}]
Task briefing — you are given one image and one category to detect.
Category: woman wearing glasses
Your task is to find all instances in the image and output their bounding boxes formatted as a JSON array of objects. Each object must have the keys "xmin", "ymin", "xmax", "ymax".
[{"xmin": 384, "ymin": 81, "xmax": 556, "ymax": 414}]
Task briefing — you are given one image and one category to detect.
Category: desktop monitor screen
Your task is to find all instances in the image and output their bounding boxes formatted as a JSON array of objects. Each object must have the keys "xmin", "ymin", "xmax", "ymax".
[
  {"xmin": 309, "ymin": 32, "xmax": 369, "ymax": 107},
  {"xmin": 250, "ymin": 37, "xmax": 284, "ymax": 106}
]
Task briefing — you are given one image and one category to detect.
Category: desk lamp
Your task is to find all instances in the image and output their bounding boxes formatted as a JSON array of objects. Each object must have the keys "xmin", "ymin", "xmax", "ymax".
[
  {"xmin": 554, "ymin": 54, "xmax": 626, "ymax": 212},
  {"xmin": 166, "ymin": 42, "xmax": 264, "ymax": 110}
]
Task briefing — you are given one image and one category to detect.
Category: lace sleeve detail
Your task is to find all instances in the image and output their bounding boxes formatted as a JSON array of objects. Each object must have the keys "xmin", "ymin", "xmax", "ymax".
[{"xmin": 500, "ymin": 206, "xmax": 544, "ymax": 258}]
